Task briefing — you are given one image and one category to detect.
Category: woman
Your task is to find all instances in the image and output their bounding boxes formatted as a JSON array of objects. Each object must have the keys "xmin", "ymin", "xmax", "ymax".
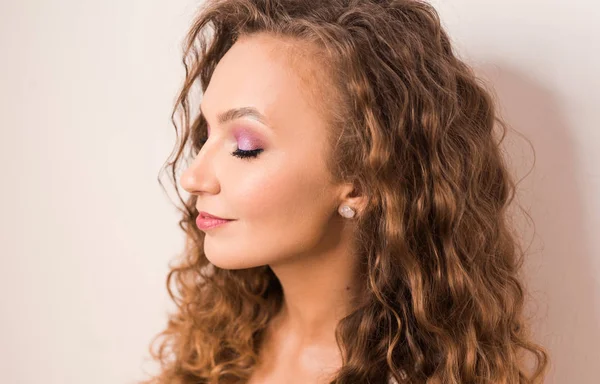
[{"xmin": 142, "ymin": 0, "xmax": 549, "ymax": 383}]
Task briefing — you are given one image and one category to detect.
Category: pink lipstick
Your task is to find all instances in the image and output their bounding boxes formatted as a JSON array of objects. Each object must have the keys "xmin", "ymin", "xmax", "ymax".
[{"xmin": 196, "ymin": 211, "xmax": 233, "ymax": 230}]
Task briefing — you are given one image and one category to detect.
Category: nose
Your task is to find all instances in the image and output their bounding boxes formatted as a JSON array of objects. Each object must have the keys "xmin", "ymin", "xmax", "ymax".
[{"xmin": 179, "ymin": 147, "xmax": 220, "ymax": 196}]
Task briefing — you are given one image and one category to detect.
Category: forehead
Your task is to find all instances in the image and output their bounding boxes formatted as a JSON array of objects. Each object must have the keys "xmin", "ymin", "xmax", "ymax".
[{"xmin": 201, "ymin": 33, "xmax": 331, "ymax": 132}]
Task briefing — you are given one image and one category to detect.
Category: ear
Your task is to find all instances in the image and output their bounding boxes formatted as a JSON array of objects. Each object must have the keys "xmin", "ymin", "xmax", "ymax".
[{"xmin": 338, "ymin": 182, "xmax": 368, "ymax": 216}]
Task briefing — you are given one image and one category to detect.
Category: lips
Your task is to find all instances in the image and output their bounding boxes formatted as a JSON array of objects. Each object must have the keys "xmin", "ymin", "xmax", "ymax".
[
  {"xmin": 195, "ymin": 211, "xmax": 234, "ymax": 231},
  {"xmin": 197, "ymin": 211, "xmax": 231, "ymax": 221}
]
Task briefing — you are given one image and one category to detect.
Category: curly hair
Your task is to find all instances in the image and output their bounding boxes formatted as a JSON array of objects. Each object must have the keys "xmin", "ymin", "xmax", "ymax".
[{"xmin": 140, "ymin": 0, "xmax": 550, "ymax": 383}]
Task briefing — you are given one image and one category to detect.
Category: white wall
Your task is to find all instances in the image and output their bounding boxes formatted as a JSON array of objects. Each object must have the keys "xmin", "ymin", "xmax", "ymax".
[
  {"xmin": 1, "ymin": 1, "xmax": 598, "ymax": 383},
  {"xmin": 0, "ymin": 0, "xmax": 197, "ymax": 383}
]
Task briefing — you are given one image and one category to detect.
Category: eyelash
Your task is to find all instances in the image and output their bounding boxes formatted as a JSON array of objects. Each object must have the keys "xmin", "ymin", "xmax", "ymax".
[
  {"xmin": 197, "ymin": 137, "xmax": 264, "ymax": 160},
  {"xmin": 232, "ymin": 148, "xmax": 264, "ymax": 160}
]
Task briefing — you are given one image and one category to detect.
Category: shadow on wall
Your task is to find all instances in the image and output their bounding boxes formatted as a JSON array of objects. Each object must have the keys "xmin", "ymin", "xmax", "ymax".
[{"xmin": 475, "ymin": 63, "xmax": 599, "ymax": 384}]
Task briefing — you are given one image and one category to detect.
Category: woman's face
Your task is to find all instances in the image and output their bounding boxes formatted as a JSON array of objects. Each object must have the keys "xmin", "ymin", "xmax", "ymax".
[{"xmin": 180, "ymin": 33, "xmax": 354, "ymax": 270}]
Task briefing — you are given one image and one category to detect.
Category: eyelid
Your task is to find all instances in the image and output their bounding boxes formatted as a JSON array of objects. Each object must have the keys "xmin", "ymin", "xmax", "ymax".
[
  {"xmin": 232, "ymin": 147, "xmax": 263, "ymax": 160},
  {"xmin": 197, "ymin": 127, "xmax": 264, "ymax": 160}
]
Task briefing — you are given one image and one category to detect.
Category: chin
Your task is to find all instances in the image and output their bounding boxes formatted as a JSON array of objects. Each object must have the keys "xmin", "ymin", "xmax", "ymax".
[{"xmin": 205, "ymin": 252, "xmax": 262, "ymax": 270}]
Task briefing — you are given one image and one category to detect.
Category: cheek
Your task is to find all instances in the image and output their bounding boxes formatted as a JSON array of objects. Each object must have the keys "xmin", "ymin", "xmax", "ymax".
[
  {"xmin": 232, "ymin": 162, "xmax": 322, "ymax": 218},
  {"xmin": 205, "ymin": 145, "xmax": 336, "ymax": 269},
  {"xmin": 232, "ymin": 162, "xmax": 334, "ymax": 253}
]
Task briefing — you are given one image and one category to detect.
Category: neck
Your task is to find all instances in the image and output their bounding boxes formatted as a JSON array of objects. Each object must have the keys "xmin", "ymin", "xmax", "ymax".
[{"xmin": 268, "ymin": 225, "xmax": 362, "ymax": 346}]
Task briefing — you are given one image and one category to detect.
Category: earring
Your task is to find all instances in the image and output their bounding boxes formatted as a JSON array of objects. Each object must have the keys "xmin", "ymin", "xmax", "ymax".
[{"xmin": 338, "ymin": 204, "xmax": 356, "ymax": 219}]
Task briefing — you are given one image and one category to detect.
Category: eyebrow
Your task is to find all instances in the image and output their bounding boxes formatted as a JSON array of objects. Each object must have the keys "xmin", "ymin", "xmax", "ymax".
[{"xmin": 200, "ymin": 104, "xmax": 270, "ymax": 127}]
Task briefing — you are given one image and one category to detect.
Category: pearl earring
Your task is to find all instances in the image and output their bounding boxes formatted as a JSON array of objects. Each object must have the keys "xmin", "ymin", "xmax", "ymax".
[{"xmin": 338, "ymin": 204, "xmax": 356, "ymax": 219}]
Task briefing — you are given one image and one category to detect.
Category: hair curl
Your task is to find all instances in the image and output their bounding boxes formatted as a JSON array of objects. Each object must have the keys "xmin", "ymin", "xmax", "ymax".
[{"xmin": 141, "ymin": 0, "xmax": 550, "ymax": 383}]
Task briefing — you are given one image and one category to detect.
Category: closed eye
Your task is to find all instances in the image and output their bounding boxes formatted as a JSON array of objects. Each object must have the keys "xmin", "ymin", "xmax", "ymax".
[
  {"xmin": 232, "ymin": 148, "xmax": 263, "ymax": 160},
  {"xmin": 196, "ymin": 137, "xmax": 263, "ymax": 161}
]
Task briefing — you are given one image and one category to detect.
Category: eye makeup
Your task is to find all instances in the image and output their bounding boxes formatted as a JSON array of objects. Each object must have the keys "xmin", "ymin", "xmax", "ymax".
[
  {"xmin": 232, "ymin": 127, "xmax": 265, "ymax": 160},
  {"xmin": 203, "ymin": 124, "xmax": 265, "ymax": 160},
  {"xmin": 234, "ymin": 128, "xmax": 264, "ymax": 151}
]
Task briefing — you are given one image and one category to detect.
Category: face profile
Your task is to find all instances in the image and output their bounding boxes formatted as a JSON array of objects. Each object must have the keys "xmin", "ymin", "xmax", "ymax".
[
  {"xmin": 180, "ymin": 33, "xmax": 362, "ymax": 271},
  {"xmin": 143, "ymin": 1, "xmax": 550, "ymax": 383}
]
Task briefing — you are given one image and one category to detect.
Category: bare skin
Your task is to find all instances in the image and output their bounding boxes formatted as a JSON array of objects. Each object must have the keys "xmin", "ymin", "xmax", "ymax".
[
  {"xmin": 245, "ymin": 309, "xmax": 342, "ymax": 384},
  {"xmin": 180, "ymin": 32, "xmax": 366, "ymax": 383}
]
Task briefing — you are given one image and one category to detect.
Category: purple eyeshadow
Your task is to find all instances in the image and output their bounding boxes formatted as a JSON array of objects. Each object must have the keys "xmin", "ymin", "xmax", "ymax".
[
  {"xmin": 234, "ymin": 129, "xmax": 263, "ymax": 150},
  {"xmin": 204, "ymin": 124, "xmax": 264, "ymax": 150}
]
